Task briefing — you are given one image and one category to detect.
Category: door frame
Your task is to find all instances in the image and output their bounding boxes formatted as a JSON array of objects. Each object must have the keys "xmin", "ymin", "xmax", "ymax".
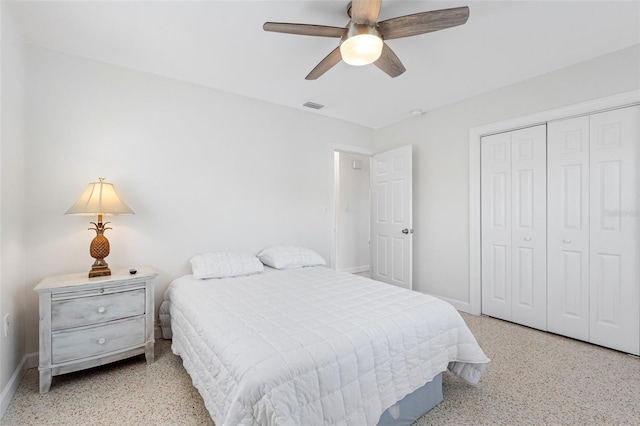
[
  {"xmin": 468, "ymin": 90, "xmax": 640, "ymax": 315},
  {"xmin": 328, "ymin": 143, "xmax": 373, "ymax": 270}
]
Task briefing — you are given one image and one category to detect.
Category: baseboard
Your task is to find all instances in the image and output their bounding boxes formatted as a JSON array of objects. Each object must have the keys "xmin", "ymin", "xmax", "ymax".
[
  {"xmin": 433, "ymin": 295, "xmax": 473, "ymax": 314},
  {"xmin": 0, "ymin": 352, "xmax": 35, "ymax": 418},
  {"xmin": 337, "ymin": 265, "xmax": 370, "ymax": 274},
  {"xmin": 26, "ymin": 352, "xmax": 38, "ymax": 369}
]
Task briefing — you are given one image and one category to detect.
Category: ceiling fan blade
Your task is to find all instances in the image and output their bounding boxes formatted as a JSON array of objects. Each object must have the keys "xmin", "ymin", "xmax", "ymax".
[
  {"xmin": 350, "ymin": 0, "xmax": 382, "ymax": 25},
  {"xmin": 306, "ymin": 47, "xmax": 343, "ymax": 80},
  {"xmin": 374, "ymin": 43, "xmax": 406, "ymax": 78},
  {"xmin": 263, "ymin": 22, "xmax": 346, "ymax": 38},
  {"xmin": 378, "ymin": 6, "xmax": 469, "ymax": 40}
]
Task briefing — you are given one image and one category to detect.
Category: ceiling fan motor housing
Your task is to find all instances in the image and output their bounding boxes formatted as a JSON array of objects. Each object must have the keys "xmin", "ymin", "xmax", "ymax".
[{"xmin": 342, "ymin": 22, "xmax": 382, "ymax": 42}]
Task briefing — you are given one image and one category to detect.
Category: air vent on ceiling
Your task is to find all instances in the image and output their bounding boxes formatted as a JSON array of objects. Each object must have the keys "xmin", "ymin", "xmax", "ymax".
[{"xmin": 303, "ymin": 101, "xmax": 325, "ymax": 110}]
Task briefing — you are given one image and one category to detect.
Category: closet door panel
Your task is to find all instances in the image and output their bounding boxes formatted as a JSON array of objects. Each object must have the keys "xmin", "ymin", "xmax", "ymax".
[
  {"xmin": 547, "ymin": 116, "xmax": 590, "ymax": 341},
  {"xmin": 510, "ymin": 125, "xmax": 547, "ymax": 330},
  {"xmin": 589, "ymin": 105, "xmax": 639, "ymax": 355},
  {"xmin": 481, "ymin": 132, "xmax": 512, "ymax": 321}
]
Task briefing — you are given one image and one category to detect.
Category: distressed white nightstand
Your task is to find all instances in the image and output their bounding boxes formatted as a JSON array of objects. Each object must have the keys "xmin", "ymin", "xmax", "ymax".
[{"xmin": 34, "ymin": 266, "xmax": 157, "ymax": 394}]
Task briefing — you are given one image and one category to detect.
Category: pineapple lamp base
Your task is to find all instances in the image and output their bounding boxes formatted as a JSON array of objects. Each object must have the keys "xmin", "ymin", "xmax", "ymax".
[{"xmin": 88, "ymin": 214, "xmax": 112, "ymax": 278}]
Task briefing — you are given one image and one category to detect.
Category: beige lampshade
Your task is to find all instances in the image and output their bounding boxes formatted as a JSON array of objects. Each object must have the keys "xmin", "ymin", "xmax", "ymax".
[{"xmin": 65, "ymin": 178, "xmax": 134, "ymax": 216}]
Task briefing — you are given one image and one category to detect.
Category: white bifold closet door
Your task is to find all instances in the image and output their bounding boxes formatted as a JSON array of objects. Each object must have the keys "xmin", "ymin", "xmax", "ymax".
[
  {"xmin": 548, "ymin": 105, "xmax": 639, "ymax": 355},
  {"xmin": 481, "ymin": 125, "xmax": 547, "ymax": 330},
  {"xmin": 547, "ymin": 116, "xmax": 591, "ymax": 341}
]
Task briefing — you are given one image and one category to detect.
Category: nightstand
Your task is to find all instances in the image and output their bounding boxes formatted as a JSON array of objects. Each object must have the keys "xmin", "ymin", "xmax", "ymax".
[{"xmin": 34, "ymin": 266, "xmax": 157, "ymax": 394}]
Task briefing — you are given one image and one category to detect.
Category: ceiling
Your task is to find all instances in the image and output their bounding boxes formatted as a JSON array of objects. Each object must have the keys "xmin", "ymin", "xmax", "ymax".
[{"xmin": 6, "ymin": 0, "xmax": 640, "ymax": 129}]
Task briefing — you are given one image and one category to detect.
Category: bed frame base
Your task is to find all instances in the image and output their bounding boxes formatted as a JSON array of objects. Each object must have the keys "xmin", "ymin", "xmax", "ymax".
[{"xmin": 377, "ymin": 373, "xmax": 443, "ymax": 426}]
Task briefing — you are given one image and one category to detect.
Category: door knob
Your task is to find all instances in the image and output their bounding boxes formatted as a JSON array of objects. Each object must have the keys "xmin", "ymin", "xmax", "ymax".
[{"xmin": 402, "ymin": 229, "xmax": 414, "ymax": 234}]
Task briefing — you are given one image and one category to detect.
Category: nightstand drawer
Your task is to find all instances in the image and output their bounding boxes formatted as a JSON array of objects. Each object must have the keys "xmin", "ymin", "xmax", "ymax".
[
  {"xmin": 52, "ymin": 316, "xmax": 146, "ymax": 364},
  {"xmin": 51, "ymin": 289, "xmax": 145, "ymax": 330}
]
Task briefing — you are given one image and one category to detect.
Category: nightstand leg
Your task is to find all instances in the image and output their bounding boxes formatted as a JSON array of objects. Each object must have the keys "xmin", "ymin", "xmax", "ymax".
[
  {"xmin": 145, "ymin": 342, "xmax": 154, "ymax": 364},
  {"xmin": 39, "ymin": 369, "xmax": 52, "ymax": 394}
]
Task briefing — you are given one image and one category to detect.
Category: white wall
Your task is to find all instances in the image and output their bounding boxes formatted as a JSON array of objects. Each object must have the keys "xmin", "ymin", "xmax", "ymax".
[
  {"xmin": 374, "ymin": 44, "xmax": 640, "ymax": 307},
  {"xmin": 0, "ymin": 2, "xmax": 27, "ymax": 410},
  {"xmin": 21, "ymin": 46, "xmax": 373, "ymax": 354},
  {"xmin": 335, "ymin": 152, "xmax": 370, "ymax": 273}
]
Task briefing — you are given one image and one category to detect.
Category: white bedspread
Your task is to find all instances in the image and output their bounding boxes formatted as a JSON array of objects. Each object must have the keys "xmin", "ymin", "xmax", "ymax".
[{"xmin": 161, "ymin": 266, "xmax": 489, "ymax": 426}]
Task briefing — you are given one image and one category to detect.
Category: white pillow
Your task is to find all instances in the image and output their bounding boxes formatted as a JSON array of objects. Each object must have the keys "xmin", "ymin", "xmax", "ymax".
[
  {"xmin": 257, "ymin": 246, "xmax": 326, "ymax": 269},
  {"xmin": 189, "ymin": 252, "xmax": 264, "ymax": 279}
]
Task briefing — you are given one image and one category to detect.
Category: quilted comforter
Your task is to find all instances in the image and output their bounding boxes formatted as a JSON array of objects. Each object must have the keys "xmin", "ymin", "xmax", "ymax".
[{"xmin": 161, "ymin": 266, "xmax": 489, "ymax": 425}]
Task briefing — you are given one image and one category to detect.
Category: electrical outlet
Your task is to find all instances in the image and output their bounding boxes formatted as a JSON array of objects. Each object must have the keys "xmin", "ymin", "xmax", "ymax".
[{"xmin": 3, "ymin": 313, "xmax": 11, "ymax": 337}]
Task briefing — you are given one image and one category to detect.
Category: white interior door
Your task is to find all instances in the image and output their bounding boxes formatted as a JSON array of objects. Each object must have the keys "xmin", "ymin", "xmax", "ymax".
[
  {"xmin": 371, "ymin": 146, "xmax": 413, "ymax": 289},
  {"xmin": 589, "ymin": 105, "xmax": 639, "ymax": 355},
  {"xmin": 481, "ymin": 132, "xmax": 513, "ymax": 321},
  {"xmin": 547, "ymin": 116, "xmax": 590, "ymax": 341},
  {"xmin": 481, "ymin": 125, "xmax": 546, "ymax": 329},
  {"xmin": 510, "ymin": 126, "xmax": 547, "ymax": 330}
]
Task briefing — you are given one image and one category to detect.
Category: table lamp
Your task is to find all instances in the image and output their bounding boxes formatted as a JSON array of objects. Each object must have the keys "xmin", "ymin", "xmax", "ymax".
[{"xmin": 65, "ymin": 177, "xmax": 134, "ymax": 278}]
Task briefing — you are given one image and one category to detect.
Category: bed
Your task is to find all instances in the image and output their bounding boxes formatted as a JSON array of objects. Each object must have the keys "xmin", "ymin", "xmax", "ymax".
[{"xmin": 160, "ymin": 250, "xmax": 489, "ymax": 426}]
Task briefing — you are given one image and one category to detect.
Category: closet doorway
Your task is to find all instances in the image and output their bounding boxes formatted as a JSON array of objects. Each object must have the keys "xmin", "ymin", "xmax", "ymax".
[
  {"xmin": 470, "ymin": 92, "xmax": 640, "ymax": 355},
  {"xmin": 334, "ymin": 151, "xmax": 371, "ymax": 275},
  {"xmin": 469, "ymin": 91, "xmax": 639, "ymax": 316}
]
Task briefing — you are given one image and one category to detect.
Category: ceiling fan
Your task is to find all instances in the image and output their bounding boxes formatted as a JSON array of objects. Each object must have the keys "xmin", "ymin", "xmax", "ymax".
[{"xmin": 263, "ymin": 0, "xmax": 469, "ymax": 80}]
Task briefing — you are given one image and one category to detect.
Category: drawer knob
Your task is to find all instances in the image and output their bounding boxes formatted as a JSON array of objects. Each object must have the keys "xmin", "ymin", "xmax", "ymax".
[
  {"xmin": 98, "ymin": 338, "xmax": 106, "ymax": 345},
  {"xmin": 99, "ymin": 289, "xmax": 104, "ymax": 294},
  {"xmin": 97, "ymin": 306, "xmax": 106, "ymax": 314}
]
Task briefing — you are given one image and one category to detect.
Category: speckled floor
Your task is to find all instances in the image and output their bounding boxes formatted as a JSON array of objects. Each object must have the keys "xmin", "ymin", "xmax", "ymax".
[{"xmin": 2, "ymin": 313, "xmax": 639, "ymax": 425}]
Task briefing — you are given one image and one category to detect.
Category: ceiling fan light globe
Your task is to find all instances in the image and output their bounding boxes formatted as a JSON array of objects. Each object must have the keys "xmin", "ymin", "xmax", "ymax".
[{"xmin": 340, "ymin": 34, "xmax": 383, "ymax": 66}]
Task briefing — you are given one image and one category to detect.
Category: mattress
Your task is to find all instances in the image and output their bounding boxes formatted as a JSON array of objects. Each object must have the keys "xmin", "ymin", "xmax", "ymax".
[{"xmin": 161, "ymin": 266, "xmax": 489, "ymax": 425}]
